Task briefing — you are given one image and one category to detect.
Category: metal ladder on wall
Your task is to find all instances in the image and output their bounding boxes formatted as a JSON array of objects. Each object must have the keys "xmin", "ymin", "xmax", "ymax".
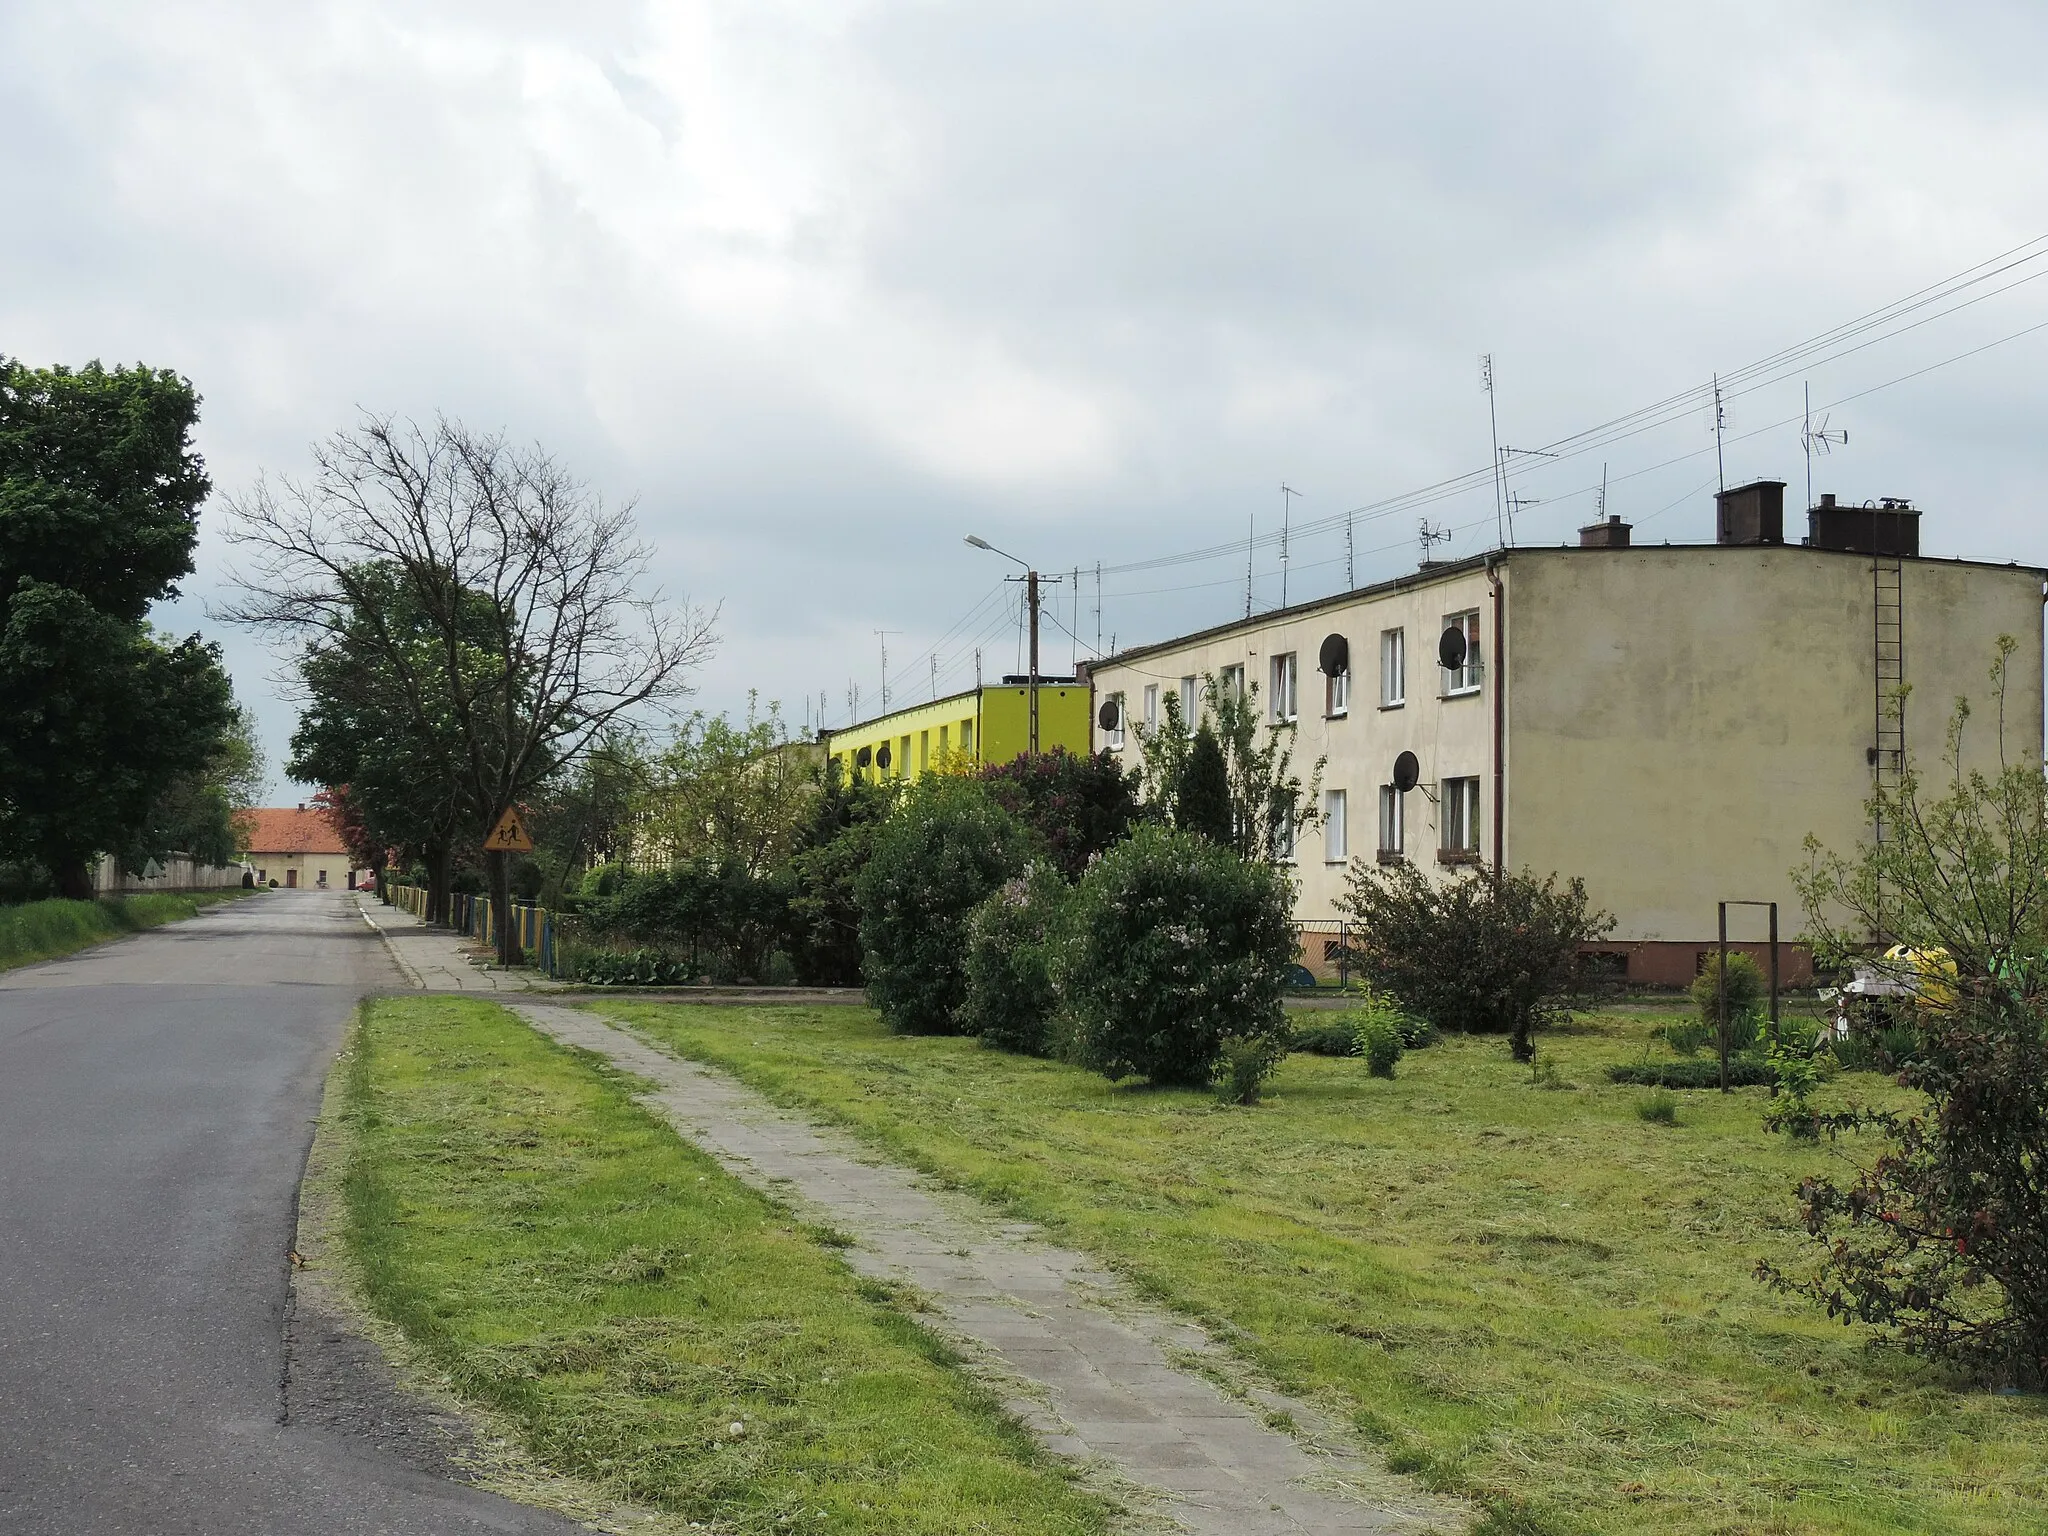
[{"xmin": 1871, "ymin": 555, "xmax": 1905, "ymax": 936}]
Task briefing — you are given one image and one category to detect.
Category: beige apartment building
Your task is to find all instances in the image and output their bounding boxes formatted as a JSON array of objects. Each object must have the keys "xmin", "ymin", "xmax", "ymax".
[{"xmin": 1088, "ymin": 485, "xmax": 2045, "ymax": 984}]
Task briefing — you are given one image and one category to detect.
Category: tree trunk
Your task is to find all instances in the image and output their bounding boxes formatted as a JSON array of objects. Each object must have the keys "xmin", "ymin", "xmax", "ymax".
[
  {"xmin": 54, "ymin": 856, "xmax": 96, "ymax": 902},
  {"xmin": 426, "ymin": 842, "xmax": 453, "ymax": 926},
  {"xmin": 487, "ymin": 847, "xmax": 520, "ymax": 967}
]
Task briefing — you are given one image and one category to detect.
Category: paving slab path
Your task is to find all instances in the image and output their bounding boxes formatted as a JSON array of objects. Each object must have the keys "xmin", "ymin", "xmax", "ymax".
[{"xmin": 511, "ymin": 1001, "xmax": 1463, "ymax": 1536}]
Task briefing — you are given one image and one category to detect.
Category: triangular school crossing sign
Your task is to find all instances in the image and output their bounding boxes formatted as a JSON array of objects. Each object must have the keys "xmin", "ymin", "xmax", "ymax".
[{"xmin": 483, "ymin": 807, "xmax": 535, "ymax": 853}]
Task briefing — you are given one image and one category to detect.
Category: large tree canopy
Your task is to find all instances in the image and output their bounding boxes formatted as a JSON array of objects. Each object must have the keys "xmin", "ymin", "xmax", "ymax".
[{"xmin": 0, "ymin": 359, "xmax": 237, "ymax": 896}]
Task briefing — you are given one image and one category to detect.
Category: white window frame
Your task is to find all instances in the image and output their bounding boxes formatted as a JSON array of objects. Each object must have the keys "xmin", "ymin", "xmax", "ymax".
[
  {"xmin": 1269, "ymin": 652, "xmax": 1298, "ymax": 723},
  {"xmin": 1323, "ymin": 788, "xmax": 1347, "ymax": 863},
  {"xmin": 1327, "ymin": 662, "xmax": 1350, "ymax": 717},
  {"xmin": 1108, "ymin": 694, "xmax": 1126, "ymax": 751},
  {"xmin": 1274, "ymin": 806, "xmax": 1296, "ymax": 863},
  {"xmin": 1380, "ymin": 627, "xmax": 1405, "ymax": 708},
  {"xmin": 1440, "ymin": 776, "xmax": 1480, "ymax": 856},
  {"xmin": 1142, "ymin": 683, "xmax": 1159, "ymax": 729},
  {"xmin": 1179, "ymin": 674, "xmax": 1198, "ymax": 733},
  {"xmin": 1377, "ymin": 785, "xmax": 1404, "ymax": 858},
  {"xmin": 1220, "ymin": 663, "xmax": 1245, "ymax": 703},
  {"xmin": 1441, "ymin": 610, "xmax": 1482, "ymax": 696}
]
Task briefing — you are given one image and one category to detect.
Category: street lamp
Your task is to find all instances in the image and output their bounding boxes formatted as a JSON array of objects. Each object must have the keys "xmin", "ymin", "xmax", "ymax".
[{"xmin": 965, "ymin": 534, "xmax": 1048, "ymax": 753}]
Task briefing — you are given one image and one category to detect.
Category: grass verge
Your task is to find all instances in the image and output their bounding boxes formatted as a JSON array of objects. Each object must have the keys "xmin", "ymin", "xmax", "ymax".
[
  {"xmin": 0, "ymin": 888, "xmax": 252, "ymax": 972},
  {"xmin": 600, "ymin": 1001, "xmax": 2048, "ymax": 1536},
  {"xmin": 341, "ymin": 995, "xmax": 1111, "ymax": 1536}
]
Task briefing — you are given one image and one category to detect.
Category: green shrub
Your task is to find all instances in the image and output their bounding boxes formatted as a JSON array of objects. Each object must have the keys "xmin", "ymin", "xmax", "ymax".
[
  {"xmin": 567, "ymin": 947, "xmax": 697, "ymax": 986},
  {"xmin": 1529, "ymin": 1051, "xmax": 1573, "ymax": 1090},
  {"xmin": 1691, "ymin": 951, "xmax": 1766, "ymax": 1026},
  {"xmin": 1607, "ymin": 1058, "xmax": 1778, "ymax": 1089},
  {"xmin": 1828, "ymin": 1030, "xmax": 1884, "ymax": 1072},
  {"xmin": 1288, "ymin": 1020, "xmax": 1358, "ymax": 1056},
  {"xmin": 1355, "ymin": 1015, "xmax": 1403, "ymax": 1078},
  {"xmin": 855, "ymin": 778, "xmax": 1034, "ymax": 1035},
  {"xmin": 1661, "ymin": 1018, "xmax": 1712, "ymax": 1057},
  {"xmin": 959, "ymin": 863, "xmax": 1072, "ymax": 1056},
  {"xmin": 1215, "ymin": 1035, "xmax": 1284, "ymax": 1105},
  {"xmin": 1063, "ymin": 824, "xmax": 1296, "ymax": 1088},
  {"xmin": 1637, "ymin": 1089, "xmax": 1680, "ymax": 1125},
  {"xmin": 1340, "ymin": 861, "xmax": 1615, "ymax": 1062}
]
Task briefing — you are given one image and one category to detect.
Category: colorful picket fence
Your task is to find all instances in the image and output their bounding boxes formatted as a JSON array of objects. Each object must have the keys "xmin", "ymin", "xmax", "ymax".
[{"xmin": 383, "ymin": 884, "xmax": 559, "ymax": 977}]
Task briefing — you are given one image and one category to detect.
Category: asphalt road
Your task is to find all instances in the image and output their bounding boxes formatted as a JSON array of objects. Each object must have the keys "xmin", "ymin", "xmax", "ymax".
[{"xmin": 0, "ymin": 890, "xmax": 586, "ymax": 1535}]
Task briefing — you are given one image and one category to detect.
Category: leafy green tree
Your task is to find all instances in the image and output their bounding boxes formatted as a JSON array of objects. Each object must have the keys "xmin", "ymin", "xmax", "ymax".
[
  {"xmin": 637, "ymin": 696, "xmax": 818, "ymax": 875},
  {"xmin": 1763, "ymin": 640, "xmax": 2048, "ymax": 1386},
  {"xmin": 786, "ymin": 758, "xmax": 896, "ymax": 985},
  {"xmin": 960, "ymin": 862, "xmax": 1073, "ymax": 1054},
  {"xmin": 854, "ymin": 776, "xmax": 1033, "ymax": 1034},
  {"xmin": 1174, "ymin": 725, "xmax": 1234, "ymax": 845},
  {"xmin": 0, "ymin": 582, "xmax": 233, "ymax": 893},
  {"xmin": 1134, "ymin": 673, "xmax": 1322, "ymax": 861},
  {"xmin": 1339, "ymin": 861, "xmax": 1615, "ymax": 1062},
  {"xmin": 978, "ymin": 747, "xmax": 1142, "ymax": 881},
  {"xmin": 0, "ymin": 359, "xmax": 234, "ymax": 896},
  {"xmin": 286, "ymin": 564, "xmax": 475, "ymax": 921},
  {"xmin": 526, "ymin": 736, "xmax": 649, "ymax": 905},
  {"xmin": 131, "ymin": 702, "xmax": 265, "ymax": 868}
]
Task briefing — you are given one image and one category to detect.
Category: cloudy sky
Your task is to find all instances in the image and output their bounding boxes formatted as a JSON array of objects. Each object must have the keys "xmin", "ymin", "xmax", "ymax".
[{"xmin": 7, "ymin": 1, "xmax": 2048, "ymax": 796}]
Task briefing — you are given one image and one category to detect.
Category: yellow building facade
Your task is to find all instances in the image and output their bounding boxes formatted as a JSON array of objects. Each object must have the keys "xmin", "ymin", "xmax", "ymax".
[{"xmin": 825, "ymin": 682, "xmax": 1094, "ymax": 784}]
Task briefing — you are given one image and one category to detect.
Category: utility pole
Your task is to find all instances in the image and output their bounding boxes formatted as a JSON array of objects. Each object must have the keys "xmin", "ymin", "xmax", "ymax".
[
  {"xmin": 1280, "ymin": 483, "xmax": 1301, "ymax": 608},
  {"xmin": 1026, "ymin": 569, "xmax": 1042, "ymax": 753}
]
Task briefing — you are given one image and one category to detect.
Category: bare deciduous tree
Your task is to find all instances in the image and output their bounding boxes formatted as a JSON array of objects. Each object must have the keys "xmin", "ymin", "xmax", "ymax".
[{"xmin": 223, "ymin": 414, "xmax": 717, "ymax": 963}]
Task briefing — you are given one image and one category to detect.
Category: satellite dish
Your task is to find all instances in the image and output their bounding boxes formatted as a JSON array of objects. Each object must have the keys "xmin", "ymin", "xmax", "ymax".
[
  {"xmin": 1392, "ymin": 750, "xmax": 1420, "ymax": 793},
  {"xmin": 855, "ymin": 745, "xmax": 872, "ymax": 768},
  {"xmin": 876, "ymin": 742, "xmax": 893, "ymax": 769},
  {"xmin": 1437, "ymin": 625, "xmax": 1468, "ymax": 671},
  {"xmin": 1097, "ymin": 698, "xmax": 1122, "ymax": 731},
  {"xmin": 1318, "ymin": 633, "xmax": 1349, "ymax": 676}
]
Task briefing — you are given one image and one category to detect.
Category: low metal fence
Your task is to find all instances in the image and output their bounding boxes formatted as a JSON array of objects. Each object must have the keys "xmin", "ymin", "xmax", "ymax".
[{"xmin": 1292, "ymin": 919, "xmax": 1355, "ymax": 988}]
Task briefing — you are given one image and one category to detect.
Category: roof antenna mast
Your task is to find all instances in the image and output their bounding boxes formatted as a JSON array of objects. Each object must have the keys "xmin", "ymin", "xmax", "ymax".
[
  {"xmin": 1712, "ymin": 373, "xmax": 1728, "ymax": 494},
  {"xmin": 1279, "ymin": 483, "xmax": 1302, "ymax": 607},
  {"xmin": 1482, "ymin": 353, "xmax": 1506, "ymax": 547},
  {"xmin": 873, "ymin": 630, "xmax": 898, "ymax": 714},
  {"xmin": 1244, "ymin": 513, "xmax": 1255, "ymax": 618}
]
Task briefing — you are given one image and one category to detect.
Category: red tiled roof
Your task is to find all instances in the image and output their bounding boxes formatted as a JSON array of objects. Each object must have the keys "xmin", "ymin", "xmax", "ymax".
[{"xmin": 239, "ymin": 806, "xmax": 350, "ymax": 857}]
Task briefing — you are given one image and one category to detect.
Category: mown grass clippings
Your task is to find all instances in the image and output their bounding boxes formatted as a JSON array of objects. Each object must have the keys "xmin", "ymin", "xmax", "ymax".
[
  {"xmin": 342, "ymin": 996, "xmax": 1111, "ymax": 1536},
  {"xmin": 0, "ymin": 887, "xmax": 252, "ymax": 972},
  {"xmin": 601, "ymin": 999, "xmax": 2048, "ymax": 1536}
]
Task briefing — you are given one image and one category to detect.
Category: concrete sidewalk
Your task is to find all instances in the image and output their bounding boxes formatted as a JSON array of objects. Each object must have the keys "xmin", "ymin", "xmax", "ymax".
[{"xmin": 352, "ymin": 894, "xmax": 566, "ymax": 993}]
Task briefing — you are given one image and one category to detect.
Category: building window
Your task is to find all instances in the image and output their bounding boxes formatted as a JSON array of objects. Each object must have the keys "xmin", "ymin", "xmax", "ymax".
[
  {"xmin": 1380, "ymin": 628, "xmax": 1405, "ymax": 707},
  {"xmin": 317, "ymin": 868, "xmax": 328, "ymax": 888},
  {"xmin": 1324, "ymin": 789, "xmax": 1347, "ymax": 862},
  {"xmin": 900, "ymin": 736, "xmax": 912, "ymax": 777},
  {"xmin": 1269, "ymin": 653, "xmax": 1297, "ymax": 722},
  {"xmin": 1274, "ymin": 806, "xmax": 1296, "ymax": 863},
  {"xmin": 1440, "ymin": 776, "xmax": 1480, "ymax": 857},
  {"xmin": 961, "ymin": 719, "xmax": 975, "ymax": 757},
  {"xmin": 939, "ymin": 724, "xmax": 950, "ymax": 759},
  {"xmin": 1143, "ymin": 683, "xmax": 1159, "ymax": 729},
  {"xmin": 1179, "ymin": 674, "xmax": 1198, "ymax": 732},
  {"xmin": 919, "ymin": 730, "xmax": 929, "ymax": 773},
  {"xmin": 1441, "ymin": 610, "xmax": 1482, "ymax": 695},
  {"xmin": 1327, "ymin": 661, "xmax": 1350, "ymax": 717},
  {"xmin": 1109, "ymin": 693, "xmax": 1126, "ymax": 751},
  {"xmin": 1378, "ymin": 785, "xmax": 1404, "ymax": 859},
  {"xmin": 1220, "ymin": 663, "xmax": 1245, "ymax": 703}
]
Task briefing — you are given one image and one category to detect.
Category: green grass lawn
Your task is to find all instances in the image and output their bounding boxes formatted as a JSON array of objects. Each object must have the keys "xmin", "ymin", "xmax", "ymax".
[
  {"xmin": 600, "ymin": 1000, "xmax": 2048, "ymax": 1536},
  {"xmin": 0, "ymin": 887, "xmax": 251, "ymax": 972},
  {"xmin": 341, "ymin": 996, "xmax": 1111, "ymax": 1536}
]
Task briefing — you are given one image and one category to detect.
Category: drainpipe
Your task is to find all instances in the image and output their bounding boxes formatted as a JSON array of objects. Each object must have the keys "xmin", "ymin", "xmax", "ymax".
[{"xmin": 1486, "ymin": 555, "xmax": 1505, "ymax": 874}]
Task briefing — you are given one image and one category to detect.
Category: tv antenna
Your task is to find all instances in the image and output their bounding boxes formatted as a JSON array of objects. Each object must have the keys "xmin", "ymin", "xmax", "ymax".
[
  {"xmin": 1800, "ymin": 381, "xmax": 1847, "ymax": 511},
  {"xmin": 930, "ymin": 653, "xmax": 940, "ymax": 700},
  {"xmin": 1418, "ymin": 519, "xmax": 1452, "ymax": 565},
  {"xmin": 873, "ymin": 630, "xmax": 899, "ymax": 714},
  {"xmin": 1498, "ymin": 445, "xmax": 1557, "ymax": 545},
  {"xmin": 1597, "ymin": 462, "xmax": 1608, "ymax": 519},
  {"xmin": 1481, "ymin": 353, "xmax": 1506, "ymax": 547},
  {"xmin": 1506, "ymin": 492, "xmax": 1543, "ymax": 534},
  {"xmin": 1279, "ymin": 483, "xmax": 1302, "ymax": 607},
  {"xmin": 1345, "ymin": 505, "xmax": 1355, "ymax": 590}
]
